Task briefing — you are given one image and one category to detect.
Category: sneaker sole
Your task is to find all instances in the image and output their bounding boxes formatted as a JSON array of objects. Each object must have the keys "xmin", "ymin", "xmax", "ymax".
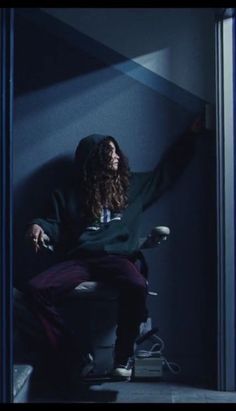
[{"xmin": 111, "ymin": 368, "xmax": 132, "ymax": 379}]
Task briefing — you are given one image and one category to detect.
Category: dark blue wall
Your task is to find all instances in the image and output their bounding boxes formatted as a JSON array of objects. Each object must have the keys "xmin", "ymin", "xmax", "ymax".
[{"xmin": 13, "ymin": 9, "xmax": 217, "ymax": 385}]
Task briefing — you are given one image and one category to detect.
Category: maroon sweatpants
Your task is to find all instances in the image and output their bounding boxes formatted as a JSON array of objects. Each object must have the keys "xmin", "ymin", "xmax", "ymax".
[{"xmin": 26, "ymin": 254, "xmax": 148, "ymax": 363}]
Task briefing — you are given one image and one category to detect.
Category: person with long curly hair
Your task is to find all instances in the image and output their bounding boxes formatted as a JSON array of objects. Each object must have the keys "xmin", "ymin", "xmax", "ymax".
[{"xmin": 25, "ymin": 118, "xmax": 204, "ymax": 381}]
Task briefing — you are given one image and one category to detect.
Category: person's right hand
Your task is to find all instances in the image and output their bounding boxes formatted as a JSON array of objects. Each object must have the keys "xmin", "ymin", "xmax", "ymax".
[{"xmin": 25, "ymin": 224, "xmax": 45, "ymax": 253}]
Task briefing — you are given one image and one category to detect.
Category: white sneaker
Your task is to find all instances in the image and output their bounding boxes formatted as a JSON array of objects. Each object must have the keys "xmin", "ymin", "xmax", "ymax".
[{"xmin": 111, "ymin": 357, "xmax": 134, "ymax": 380}]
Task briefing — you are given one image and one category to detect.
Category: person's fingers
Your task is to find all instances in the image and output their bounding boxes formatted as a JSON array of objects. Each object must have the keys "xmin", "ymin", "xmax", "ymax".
[
  {"xmin": 26, "ymin": 227, "xmax": 37, "ymax": 239},
  {"xmin": 35, "ymin": 238, "xmax": 44, "ymax": 253},
  {"xmin": 38, "ymin": 230, "xmax": 45, "ymax": 245},
  {"xmin": 25, "ymin": 226, "xmax": 44, "ymax": 253},
  {"xmin": 29, "ymin": 229, "xmax": 40, "ymax": 248},
  {"xmin": 32, "ymin": 237, "xmax": 39, "ymax": 253},
  {"xmin": 35, "ymin": 243, "xmax": 41, "ymax": 253}
]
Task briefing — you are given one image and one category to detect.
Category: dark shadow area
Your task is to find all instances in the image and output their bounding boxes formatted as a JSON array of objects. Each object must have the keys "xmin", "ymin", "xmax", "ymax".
[
  {"xmin": 14, "ymin": 294, "xmax": 119, "ymax": 403},
  {"xmin": 14, "ymin": 10, "xmax": 108, "ymax": 97},
  {"xmin": 17, "ymin": 339, "xmax": 119, "ymax": 403},
  {"xmin": 14, "ymin": 156, "xmax": 74, "ymax": 290},
  {"xmin": 28, "ymin": 371, "xmax": 119, "ymax": 403},
  {"xmin": 15, "ymin": 8, "xmax": 167, "ymax": 98},
  {"xmin": 14, "ymin": 8, "xmax": 205, "ymax": 115}
]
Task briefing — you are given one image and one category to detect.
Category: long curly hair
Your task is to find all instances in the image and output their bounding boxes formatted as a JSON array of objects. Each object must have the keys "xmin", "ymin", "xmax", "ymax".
[{"xmin": 78, "ymin": 136, "xmax": 131, "ymax": 222}]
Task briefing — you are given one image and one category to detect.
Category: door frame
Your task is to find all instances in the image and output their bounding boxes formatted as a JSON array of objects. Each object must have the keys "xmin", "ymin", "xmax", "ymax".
[
  {"xmin": 215, "ymin": 7, "xmax": 236, "ymax": 391},
  {"xmin": 0, "ymin": 7, "xmax": 14, "ymax": 403}
]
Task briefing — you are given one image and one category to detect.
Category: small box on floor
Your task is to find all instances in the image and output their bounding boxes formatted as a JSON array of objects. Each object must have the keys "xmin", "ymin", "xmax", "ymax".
[{"xmin": 133, "ymin": 355, "xmax": 164, "ymax": 378}]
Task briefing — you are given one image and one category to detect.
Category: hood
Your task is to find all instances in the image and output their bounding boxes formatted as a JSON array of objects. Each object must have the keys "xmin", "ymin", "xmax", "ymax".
[{"xmin": 75, "ymin": 133, "xmax": 110, "ymax": 172}]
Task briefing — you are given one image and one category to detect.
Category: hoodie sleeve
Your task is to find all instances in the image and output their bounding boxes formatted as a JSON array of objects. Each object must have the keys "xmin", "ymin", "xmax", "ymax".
[
  {"xmin": 137, "ymin": 131, "xmax": 197, "ymax": 211},
  {"xmin": 29, "ymin": 189, "xmax": 65, "ymax": 244}
]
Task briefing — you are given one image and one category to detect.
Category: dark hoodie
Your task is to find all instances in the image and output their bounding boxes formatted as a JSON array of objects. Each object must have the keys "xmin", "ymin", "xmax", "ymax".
[{"xmin": 30, "ymin": 131, "xmax": 196, "ymax": 258}]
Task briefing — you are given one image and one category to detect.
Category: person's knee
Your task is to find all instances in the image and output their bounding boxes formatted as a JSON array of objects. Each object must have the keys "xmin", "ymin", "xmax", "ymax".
[
  {"xmin": 26, "ymin": 277, "xmax": 46, "ymax": 296},
  {"xmin": 120, "ymin": 260, "xmax": 147, "ymax": 291},
  {"xmin": 125, "ymin": 277, "xmax": 147, "ymax": 295}
]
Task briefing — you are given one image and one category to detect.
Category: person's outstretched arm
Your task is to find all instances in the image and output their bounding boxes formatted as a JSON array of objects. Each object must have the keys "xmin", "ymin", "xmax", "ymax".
[{"xmin": 136, "ymin": 115, "xmax": 207, "ymax": 211}]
